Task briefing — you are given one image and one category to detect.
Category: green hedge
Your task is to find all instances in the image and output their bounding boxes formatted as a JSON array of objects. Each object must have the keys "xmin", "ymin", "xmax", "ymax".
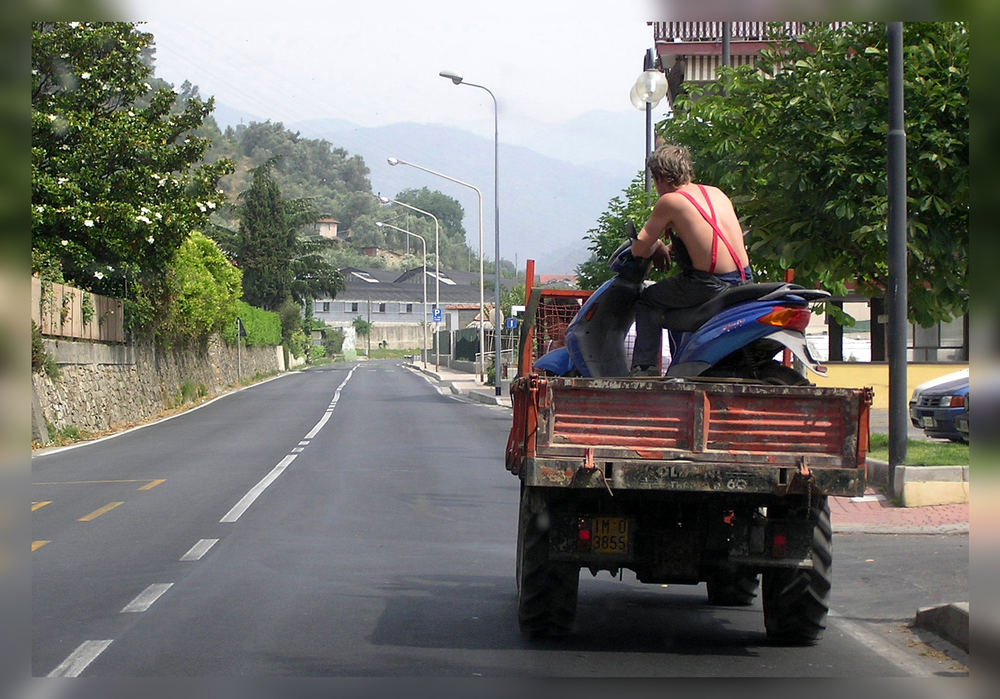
[{"xmin": 222, "ymin": 301, "xmax": 281, "ymax": 347}]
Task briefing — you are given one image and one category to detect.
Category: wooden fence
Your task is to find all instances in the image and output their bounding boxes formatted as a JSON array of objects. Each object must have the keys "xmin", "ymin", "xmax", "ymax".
[{"xmin": 31, "ymin": 276, "xmax": 125, "ymax": 343}]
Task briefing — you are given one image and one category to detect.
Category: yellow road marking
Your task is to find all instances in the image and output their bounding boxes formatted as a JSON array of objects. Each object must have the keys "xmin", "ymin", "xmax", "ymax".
[
  {"xmin": 32, "ymin": 540, "xmax": 50, "ymax": 551},
  {"xmin": 137, "ymin": 479, "xmax": 165, "ymax": 491},
  {"xmin": 78, "ymin": 501, "xmax": 124, "ymax": 522},
  {"xmin": 32, "ymin": 501, "xmax": 52, "ymax": 512}
]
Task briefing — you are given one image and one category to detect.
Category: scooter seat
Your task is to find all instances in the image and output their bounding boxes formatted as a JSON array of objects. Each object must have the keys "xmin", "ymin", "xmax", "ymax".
[{"xmin": 659, "ymin": 282, "xmax": 794, "ymax": 332}]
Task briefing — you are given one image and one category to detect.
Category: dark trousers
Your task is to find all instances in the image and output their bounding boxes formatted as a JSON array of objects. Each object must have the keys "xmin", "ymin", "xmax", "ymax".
[{"xmin": 630, "ymin": 269, "xmax": 746, "ymax": 370}]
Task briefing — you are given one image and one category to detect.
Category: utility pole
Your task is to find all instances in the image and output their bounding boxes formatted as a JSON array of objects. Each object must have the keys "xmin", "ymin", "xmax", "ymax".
[{"xmin": 887, "ymin": 22, "xmax": 909, "ymax": 485}]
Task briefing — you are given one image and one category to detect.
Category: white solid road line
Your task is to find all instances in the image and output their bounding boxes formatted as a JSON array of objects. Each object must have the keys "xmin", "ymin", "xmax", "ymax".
[
  {"xmin": 220, "ymin": 454, "xmax": 296, "ymax": 523},
  {"xmin": 828, "ymin": 612, "xmax": 936, "ymax": 676},
  {"xmin": 47, "ymin": 639, "xmax": 113, "ymax": 677},
  {"xmin": 179, "ymin": 538, "xmax": 219, "ymax": 561},
  {"xmin": 121, "ymin": 583, "xmax": 174, "ymax": 613}
]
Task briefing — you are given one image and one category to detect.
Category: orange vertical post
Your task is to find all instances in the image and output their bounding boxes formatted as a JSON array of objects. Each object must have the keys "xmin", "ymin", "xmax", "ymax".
[{"xmin": 783, "ymin": 268, "xmax": 794, "ymax": 367}]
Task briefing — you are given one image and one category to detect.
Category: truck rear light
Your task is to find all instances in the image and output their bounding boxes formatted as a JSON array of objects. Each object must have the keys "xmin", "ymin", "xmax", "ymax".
[
  {"xmin": 577, "ymin": 520, "xmax": 591, "ymax": 551},
  {"xmin": 757, "ymin": 306, "xmax": 811, "ymax": 333},
  {"xmin": 772, "ymin": 533, "xmax": 787, "ymax": 557}
]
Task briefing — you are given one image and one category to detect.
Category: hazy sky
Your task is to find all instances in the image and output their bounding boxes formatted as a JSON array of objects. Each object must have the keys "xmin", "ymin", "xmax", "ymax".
[{"xmin": 121, "ymin": 0, "xmax": 659, "ymax": 137}]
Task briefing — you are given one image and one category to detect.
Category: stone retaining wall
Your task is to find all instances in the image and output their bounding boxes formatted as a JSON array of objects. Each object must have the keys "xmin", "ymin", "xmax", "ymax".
[{"xmin": 32, "ymin": 335, "xmax": 281, "ymax": 439}]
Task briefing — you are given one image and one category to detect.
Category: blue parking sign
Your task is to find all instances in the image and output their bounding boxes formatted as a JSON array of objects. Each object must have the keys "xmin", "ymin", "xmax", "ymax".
[{"xmin": 432, "ymin": 307, "xmax": 443, "ymax": 323}]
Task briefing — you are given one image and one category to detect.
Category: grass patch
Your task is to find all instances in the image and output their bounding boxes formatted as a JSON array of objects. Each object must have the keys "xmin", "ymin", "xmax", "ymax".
[
  {"xmin": 39, "ymin": 421, "xmax": 93, "ymax": 447},
  {"xmin": 359, "ymin": 348, "xmax": 421, "ymax": 360},
  {"xmin": 868, "ymin": 432, "xmax": 969, "ymax": 466}
]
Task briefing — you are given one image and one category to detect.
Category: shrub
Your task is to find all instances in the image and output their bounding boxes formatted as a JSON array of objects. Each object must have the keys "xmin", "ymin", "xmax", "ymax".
[
  {"xmin": 222, "ymin": 301, "xmax": 282, "ymax": 346},
  {"xmin": 158, "ymin": 231, "xmax": 242, "ymax": 347}
]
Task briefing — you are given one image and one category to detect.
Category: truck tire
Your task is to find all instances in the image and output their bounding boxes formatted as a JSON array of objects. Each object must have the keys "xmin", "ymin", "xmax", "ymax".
[
  {"xmin": 516, "ymin": 486, "xmax": 579, "ymax": 638},
  {"xmin": 706, "ymin": 569, "xmax": 760, "ymax": 606},
  {"xmin": 761, "ymin": 497, "xmax": 832, "ymax": 645}
]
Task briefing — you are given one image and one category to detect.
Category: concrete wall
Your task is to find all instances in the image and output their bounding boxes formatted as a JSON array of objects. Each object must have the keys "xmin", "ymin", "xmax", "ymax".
[
  {"xmin": 327, "ymin": 321, "xmax": 427, "ymax": 351},
  {"xmin": 811, "ymin": 362, "xmax": 968, "ymax": 409},
  {"xmin": 32, "ymin": 335, "xmax": 281, "ymax": 438}
]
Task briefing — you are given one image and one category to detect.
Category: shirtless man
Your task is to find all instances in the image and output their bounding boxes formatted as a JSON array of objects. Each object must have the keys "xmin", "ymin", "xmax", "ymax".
[{"xmin": 629, "ymin": 143, "xmax": 752, "ymax": 376}]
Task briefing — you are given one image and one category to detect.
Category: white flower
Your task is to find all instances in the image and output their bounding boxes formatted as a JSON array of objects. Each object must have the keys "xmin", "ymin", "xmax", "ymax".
[
  {"xmin": 35, "ymin": 206, "xmax": 43, "ymax": 213},
  {"xmin": 80, "ymin": 72, "xmax": 91, "ymax": 80},
  {"xmin": 83, "ymin": 219, "xmax": 94, "ymax": 227},
  {"xmin": 206, "ymin": 201, "xmax": 216, "ymax": 209},
  {"xmin": 48, "ymin": 114, "xmax": 57, "ymax": 122},
  {"xmin": 61, "ymin": 239, "xmax": 69, "ymax": 246},
  {"xmin": 196, "ymin": 202, "xmax": 206, "ymax": 212},
  {"xmin": 57, "ymin": 177, "xmax": 68, "ymax": 184},
  {"xmin": 107, "ymin": 266, "xmax": 114, "ymax": 271},
  {"xmin": 127, "ymin": 111, "xmax": 134, "ymax": 117},
  {"xmin": 157, "ymin": 177, "xmax": 167, "ymax": 187},
  {"xmin": 136, "ymin": 215, "xmax": 151, "ymax": 224},
  {"xmin": 146, "ymin": 235, "xmax": 155, "ymax": 244},
  {"xmin": 154, "ymin": 212, "xmax": 162, "ymax": 220},
  {"xmin": 140, "ymin": 206, "xmax": 150, "ymax": 214},
  {"xmin": 68, "ymin": 22, "xmax": 80, "ymax": 28},
  {"xmin": 93, "ymin": 271, "xmax": 104, "ymax": 280}
]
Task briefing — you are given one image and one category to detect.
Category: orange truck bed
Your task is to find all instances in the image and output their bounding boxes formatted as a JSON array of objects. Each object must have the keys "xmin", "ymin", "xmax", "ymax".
[{"xmin": 506, "ymin": 374, "xmax": 871, "ymax": 498}]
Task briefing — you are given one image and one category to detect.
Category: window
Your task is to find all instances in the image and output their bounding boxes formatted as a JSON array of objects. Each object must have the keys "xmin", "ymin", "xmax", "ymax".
[
  {"xmin": 406, "ymin": 303, "xmax": 413, "ymax": 313},
  {"xmin": 322, "ymin": 301, "xmax": 330, "ymax": 313},
  {"xmin": 378, "ymin": 303, "xmax": 386, "ymax": 313},
  {"xmin": 350, "ymin": 302, "xmax": 358, "ymax": 313}
]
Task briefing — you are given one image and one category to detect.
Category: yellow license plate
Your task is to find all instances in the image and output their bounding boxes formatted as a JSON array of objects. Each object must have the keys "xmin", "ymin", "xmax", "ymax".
[{"xmin": 591, "ymin": 517, "xmax": 629, "ymax": 554}]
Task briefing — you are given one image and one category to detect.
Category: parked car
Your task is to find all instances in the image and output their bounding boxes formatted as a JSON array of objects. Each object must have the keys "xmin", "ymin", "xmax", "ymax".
[
  {"xmin": 953, "ymin": 394, "xmax": 969, "ymax": 442},
  {"xmin": 909, "ymin": 369, "xmax": 970, "ymax": 442}
]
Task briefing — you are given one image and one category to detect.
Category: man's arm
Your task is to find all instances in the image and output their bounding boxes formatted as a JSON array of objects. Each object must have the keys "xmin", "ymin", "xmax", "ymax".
[{"xmin": 631, "ymin": 195, "xmax": 672, "ymax": 264}]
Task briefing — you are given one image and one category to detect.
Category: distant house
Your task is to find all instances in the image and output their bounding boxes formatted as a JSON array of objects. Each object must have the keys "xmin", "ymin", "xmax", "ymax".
[
  {"xmin": 311, "ymin": 266, "xmax": 514, "ymax": 349},
  {"xmin": 649, "ymin": 22, "xmax": 850, "ymax": 107},
  {"xmin": 313, "ymin": 217, "xmax": 339, "ymax": 240}
]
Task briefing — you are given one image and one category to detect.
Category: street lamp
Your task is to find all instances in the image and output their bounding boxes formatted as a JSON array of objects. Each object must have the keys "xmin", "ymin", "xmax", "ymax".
[
  {"xmin": 375, "ymin": 221, "xmax": 427, "ymax": 369},
  {"xmin": 376, "ymin": 195, "xmax": 441, "ymax": 370},
  {"xmin": 387, "ymin": 156, "xmax": 487, "ymax": 383},
  {"xmin": 439, "ymin": 70, "xmax": 503, "ymax": 396},
  {"xmin": 630, "ymin": 49, "xmax": 669, "ymax": 193}
]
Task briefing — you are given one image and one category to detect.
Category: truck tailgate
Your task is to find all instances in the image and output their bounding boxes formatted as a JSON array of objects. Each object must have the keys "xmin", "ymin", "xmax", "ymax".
[{"xmin": 507, "ymin": 376, "xmax": 871, "ymax": 497}]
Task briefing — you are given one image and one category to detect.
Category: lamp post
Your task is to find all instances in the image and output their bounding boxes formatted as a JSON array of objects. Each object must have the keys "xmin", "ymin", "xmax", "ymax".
[
  {"xmin": 439, "ymin": 70, "xmax": 503, "ymax": 396},
  {"xmin": 387, "ymin": 156, "xmax": 487, "ymax": 383},
  {"xmin": 376, "ymin": 195, "xmax": 441, "ymax": 370},
  {"xmin": 630, "ymin": 49, "xmax": 669, "ymax": 193},
  {"xmin": 375, "ymin": 221, "xmax": 427, "ymax": 369}
]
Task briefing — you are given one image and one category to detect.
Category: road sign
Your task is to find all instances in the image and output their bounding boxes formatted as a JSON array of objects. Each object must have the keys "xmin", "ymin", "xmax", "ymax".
[
  {"xmin": 432, "ymin": 307, "xmax": 443, "ymax": 323},
  {"xmin": 505, "ymin": 317, "xmax": 517, "ymax": 330}
]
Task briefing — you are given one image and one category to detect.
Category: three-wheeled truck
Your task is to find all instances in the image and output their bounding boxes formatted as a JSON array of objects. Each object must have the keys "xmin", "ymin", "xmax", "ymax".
[{"xmin": 504, "ymin": 263, "xmax": 872, "ymax": 643}]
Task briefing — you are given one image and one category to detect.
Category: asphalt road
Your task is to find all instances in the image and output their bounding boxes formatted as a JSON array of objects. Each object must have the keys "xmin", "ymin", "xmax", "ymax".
[{"xmin": 31, "ymin": 360, "xmax": 968, "ymax": 679}]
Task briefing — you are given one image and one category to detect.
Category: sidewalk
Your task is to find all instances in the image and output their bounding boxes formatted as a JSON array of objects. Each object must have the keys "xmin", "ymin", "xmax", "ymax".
[{"xmin": 403, "ymin": 361, "xmax": 968, "ymax": 535}]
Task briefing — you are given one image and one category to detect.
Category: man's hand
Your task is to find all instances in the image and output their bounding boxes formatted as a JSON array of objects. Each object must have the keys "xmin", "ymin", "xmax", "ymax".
[{"xmin": 651, "ymin": 240, "xmax": 671, "ymax": 272}]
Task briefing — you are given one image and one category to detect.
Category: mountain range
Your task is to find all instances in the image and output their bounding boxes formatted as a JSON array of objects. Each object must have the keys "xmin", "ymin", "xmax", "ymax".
[{"xmin": 212, "ymin": 103, "xmax": 647, "ymax": 274}]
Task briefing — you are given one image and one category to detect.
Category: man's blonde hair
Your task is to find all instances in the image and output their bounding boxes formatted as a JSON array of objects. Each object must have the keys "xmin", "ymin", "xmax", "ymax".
[{"xmin": 647, "ymin": 143, "xmax": 694, "ymax": 188}]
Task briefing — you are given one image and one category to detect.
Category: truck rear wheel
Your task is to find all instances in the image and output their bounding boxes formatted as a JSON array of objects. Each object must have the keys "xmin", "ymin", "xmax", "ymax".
[
  {"xmin": 761, "ymin": 497, "xmax": 832, "ymax": 644},
  {"xmin": 706, "ymin": 568, "xmax": 759, "ymax": 606},
  {"xmin": 516, "ymin": 486, "xmax": 579, "ymax": 638}
]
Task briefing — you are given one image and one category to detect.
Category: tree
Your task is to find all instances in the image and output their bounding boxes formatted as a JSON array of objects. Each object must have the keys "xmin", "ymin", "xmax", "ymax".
[
  {"xmin": 576, "ymin": 173, "xmax": 659, "ymax": 290},
  {"xmin": 31, "ymin": 22, "xmax": 234, "ymax": 333},
  {"xmin": 234, "ymin": 160, "xmax": 343, "ymax": 310},
  {"xmin": 657, "ymin": 21, "xmax": 967, "ymax": 327}
]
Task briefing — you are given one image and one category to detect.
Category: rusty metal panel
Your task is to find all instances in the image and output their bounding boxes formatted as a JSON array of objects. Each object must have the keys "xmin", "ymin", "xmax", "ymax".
[
  {"xmin": 705, "ymin": 393, "xmax": 847, "ymax": 456},
  {"xmin": 534, "ymin": 377, "xmax": 865, "ymax": 470}
]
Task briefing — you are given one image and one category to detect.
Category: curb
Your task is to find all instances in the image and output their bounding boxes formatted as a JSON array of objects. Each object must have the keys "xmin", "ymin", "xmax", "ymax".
[
  {"xmin": 915, "ymin": 602, "xmax": 969, "ymax": 651},
  {"xmin": 866, "ymin": 458, "xmax": 970, "ymax": 507}
]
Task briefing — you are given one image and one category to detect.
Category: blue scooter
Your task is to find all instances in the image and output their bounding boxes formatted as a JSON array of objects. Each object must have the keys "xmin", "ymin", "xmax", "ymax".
[{"xmin": 535, "ymin": 226, "xmax": 829, "ymax": 384}]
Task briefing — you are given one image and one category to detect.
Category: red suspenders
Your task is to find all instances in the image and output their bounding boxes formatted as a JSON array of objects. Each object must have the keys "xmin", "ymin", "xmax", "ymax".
[{"xmin": 676, "ymin": 185, "xmax": 746, "ymax": 282}]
